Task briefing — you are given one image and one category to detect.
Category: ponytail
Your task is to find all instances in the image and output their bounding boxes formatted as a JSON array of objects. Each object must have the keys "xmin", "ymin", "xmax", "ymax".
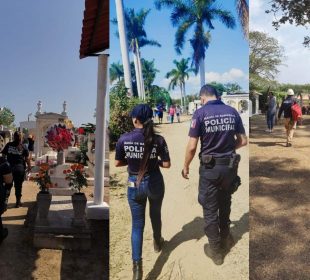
[{"xmin": 136, "ymin": 119, "xmax": 155, "ymax": 186}]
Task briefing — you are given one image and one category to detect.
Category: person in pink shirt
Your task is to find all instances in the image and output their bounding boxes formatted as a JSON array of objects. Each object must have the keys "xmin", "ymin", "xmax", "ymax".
[{"xmin": 169, "ymin": 105, "xmax": 176, "ymax": 123}]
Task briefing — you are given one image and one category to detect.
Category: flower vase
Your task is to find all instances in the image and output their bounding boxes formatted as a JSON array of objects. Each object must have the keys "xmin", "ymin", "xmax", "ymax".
[
  {"xmin": 36, "ymin": 192, "xmax": 52, "ymax": 225},
  {"xmin": 57, "ymin": 150, "xmax": 65, "ymax": 165},
  {"xmin": 71, "ymin": 193, "xmax": 87, "ymax": 227}
]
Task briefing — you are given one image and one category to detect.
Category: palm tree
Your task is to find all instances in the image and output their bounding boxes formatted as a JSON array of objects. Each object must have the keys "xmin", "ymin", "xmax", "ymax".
[
  {"xmin": 141, "ymin": 59, "xmax": 159, "ymax": 93},
  {"xmin": 236, "ymin": 0, "xmax": 249, "ymax": 39},
  {"xmin": 155, "ymin": 0, "xmax": 236, "ymax": 87},
  {"xmin": 112, "ymin": 8, "xmax": 161, "ymax": 99},
  {"xmin": 110, "ymin": 62, "xmax": 124, "ymax": 84},
  {"xmin": 166, "ymin": 58, "xmax": 193, "ymax": 107}
]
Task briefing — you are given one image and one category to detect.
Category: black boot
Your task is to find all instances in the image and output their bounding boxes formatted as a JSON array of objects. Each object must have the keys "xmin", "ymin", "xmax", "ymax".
[
  {"xmin": 220, "ymin": 233, "xmax": 235, "ymax": 251},
  {"xmin": 153, "ymin": 237, "xmax": 164, "ymax": 253},
  {"xmin": 15, "ymin": 197, "xmax": 22, "ymax": 208},
  {"xmin": 132, "ymin": 260, "xmax": 143, "ymax": 280},
  {"xmin": 204, "ymin": 244, "xmax": 223, "ymax": 265}
]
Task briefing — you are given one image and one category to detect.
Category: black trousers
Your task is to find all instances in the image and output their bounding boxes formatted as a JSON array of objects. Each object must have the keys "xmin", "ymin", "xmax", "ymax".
[
  {"xmin": 0, "ymin": 185, "xmax": 6, "ymax": 231},
  {"xmin": 198, "ymin": 164, "xmax": 238, "ymax": 249},
  {"xmin": 12, "ymin": 167, "xmax": 25, "ymax": 199}
]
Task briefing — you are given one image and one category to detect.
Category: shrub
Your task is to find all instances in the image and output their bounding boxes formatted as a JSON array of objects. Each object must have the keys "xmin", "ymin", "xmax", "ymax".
[{"xmin": 109, "ymin": 80, "xmax": 141, "ymax": 148}]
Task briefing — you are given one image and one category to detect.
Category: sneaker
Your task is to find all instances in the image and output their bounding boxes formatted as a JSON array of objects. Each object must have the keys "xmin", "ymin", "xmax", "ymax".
[
  {"xmin": 153, "ymin": 237, "xmax": 164, "ymax": 253},
  {"xmin": 286, "ymin": 143, "xmax": 292, "ymax": 147},
  {"xmin": 0, "ymin": 228, "xmax": 8, "ymax": 244},
  {"xmin": 204, "ymin": 244, "xmax": 223, "ymax": 265}
]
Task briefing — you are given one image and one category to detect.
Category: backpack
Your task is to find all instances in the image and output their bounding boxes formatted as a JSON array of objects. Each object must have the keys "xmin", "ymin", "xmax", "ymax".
[{"xmin": 291, "ymin": 103, "xmax": 302, "ymax": 121}]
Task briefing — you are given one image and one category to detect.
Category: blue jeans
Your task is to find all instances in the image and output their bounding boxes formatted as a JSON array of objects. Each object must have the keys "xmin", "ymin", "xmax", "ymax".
[
  {"xmin": 127, "ymin": 171, "xmax": 165, "ymax": 261},
  {"xmin": 267, "ymin": 112, "xmax": 275, "ymax": 130}
]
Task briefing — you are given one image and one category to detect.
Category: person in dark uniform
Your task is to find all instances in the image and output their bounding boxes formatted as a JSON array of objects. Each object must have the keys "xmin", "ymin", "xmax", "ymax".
[
  {"xmin": 1, "ymin": 131, "xmax": 31, "ymax": 208},
  {"xmin": 0, "ymin": 156, "xmax": 13, "ymax": 244},
  {"xmin": 182, "ymin": 85, "xmax": 247, "ymax": 265},
  {"xmin": 27, "ymin": 134, "xmax": 35, "ymax": 160},
  {"xmin": 115, "ymin": 104, "xmax": 171, "ymax": 280},
  {"xmin": 278, "ymin": 89, "xmax": 296, "ymax": 147}
]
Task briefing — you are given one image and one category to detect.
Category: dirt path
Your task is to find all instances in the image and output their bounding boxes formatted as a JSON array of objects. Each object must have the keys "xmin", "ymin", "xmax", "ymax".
[
  {"xmin": 0, "ymin": 180, "xmax": 109, "ymax": 280},
  {"xmin": 250, "ymin": 115, "xmax": 310, "ymax": 280},
  {"xmin": 110, "ymin": 115, "xmax": 249, "ymax": 280}
]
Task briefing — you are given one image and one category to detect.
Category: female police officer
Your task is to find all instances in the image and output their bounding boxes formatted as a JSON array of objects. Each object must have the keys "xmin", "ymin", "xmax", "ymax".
[
  {"xmin": 1, "ymin": 131, "xmax": 31, "ymax": 208},
  {"xmin": 115, "ymin": 104, "xmax": 171, "ymax": 280}
]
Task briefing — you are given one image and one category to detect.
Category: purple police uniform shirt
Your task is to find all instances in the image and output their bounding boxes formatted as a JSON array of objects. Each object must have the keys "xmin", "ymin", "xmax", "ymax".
[
  {"xmin": 189, "ymin": 100, "xmax": 245, "ymax": 158},
  {"xmin": 115, "ymin": 128, "xmax": 170, "ymax": 174}
]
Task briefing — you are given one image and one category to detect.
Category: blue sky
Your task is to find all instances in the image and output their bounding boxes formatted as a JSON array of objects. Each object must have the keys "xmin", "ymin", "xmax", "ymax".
[
  {"xmin": 110, "ymin": 0, "xmax": 249, "ymax": 98},
  {"xmin": 250, "ymin": 0, "xmax": 310, "ymax": 84},
  {"xmin": 0, "ymin": 1, "xmax": 98, "ymax": 126}
]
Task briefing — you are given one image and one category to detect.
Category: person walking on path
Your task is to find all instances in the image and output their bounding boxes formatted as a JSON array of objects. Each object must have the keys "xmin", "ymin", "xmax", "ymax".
[
  {"xmin": 27, "ymin": 135, "xmax": 35, "ymax": 160},
  {"xmin": 1, "ymin": 131, "xmax": 31, "ymax": 208},
  {"xmin": 278, "ymin": 89, "xmax": 297, "ymax": 147},
  {"xmin": 266, "ymin": 92, "xmax": 277, "ymax": 133},
  {"xmin": 176, "ymin": 105, "xmax": 181, "ymax": 123},
  {"xmin": 0, "ymin": 156, "xmax": 13, "ymax": 244},
  {"xmin": 157, "ymin": 104, "xmax": 164, "ymax": 124},
  {"xmin": 181, "ymin": 85, "xmax": 247, "ymax": 265},
  {"xmin": 169, "ymin": 105, "xmax": 176, "ymax": 124},
  {"xmin": 115, "ymin": 104, "xmax": 171, "ymax": 280}
]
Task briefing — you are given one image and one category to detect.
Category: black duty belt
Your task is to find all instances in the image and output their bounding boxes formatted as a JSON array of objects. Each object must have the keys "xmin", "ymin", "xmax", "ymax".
[
  {"xmin": 213, "ymin": 158, "xmax": 231, "ymax": 165},
  {"xmin": 128, "ymin": 172, "xmax": 150, "ymax": 177}
]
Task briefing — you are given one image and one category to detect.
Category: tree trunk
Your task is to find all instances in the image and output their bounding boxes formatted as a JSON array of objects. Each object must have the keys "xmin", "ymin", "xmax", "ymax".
[
  {"xmin": 133, "ymin": 50, "xmax": 142, "ymax": 99},
  {"xmin": 136, "ymin": 43, "xmax": 145, "ymax": 100},
  {"xmin": 199, "ymin": 58, "xmax": 205, "ymax": 87},
  {"xmin": 183, "ymin": 82, "xmax": 187, "ymax": 109},
  {"xmin": 115, "ymin": 0, "xmax": 133, "ymax": 96},
  {"xmin": 180, "ymin": 84, "xmax": 183, "ymax": 107}
]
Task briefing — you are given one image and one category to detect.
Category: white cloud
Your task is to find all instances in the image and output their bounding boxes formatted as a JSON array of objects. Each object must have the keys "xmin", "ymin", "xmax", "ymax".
[
  {"xmin": 250, "ymin": 0, "xmax": 263, "ymax": 18},
  {"xmin": 187, "ymin": 68, "xmax": 247, "ymax": 88}
]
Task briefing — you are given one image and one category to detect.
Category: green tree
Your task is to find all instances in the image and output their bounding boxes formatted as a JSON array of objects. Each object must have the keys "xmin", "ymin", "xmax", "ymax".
[
  {"xmin": 155, "ymin": 0, "xmax": 236, "ymax": 86},
  {"xmin": 0, "ymin": 107, "xmax": 15, "ymax": 127},
  {"xmin": 110, "ymin": 62, "xmax": 124, "ymax": 84},
  {"xmin": 266, "ymin": 0, "xmax": 310, "ymax": 47},
  {"xmin": 109, "ymin": 80, "xmax": 141, "ymax": 146},
  {"xmin": 147, "ymin": 85, "xmax": 171, "ymax": 107},
  {"xmin": 225, "ymin": 82, "xmax": 242, "ymax": 92},
  {"xmin": 166, "ymin": 58, "xmax": 194, "ymax": 107},
  {"xmin": 141, "ymin": 59, "xmax": 159, "ymax": 93},
  {"xmin": 250, "ymin": 31, "xmax": 285, "ymax": 90},
  {"xmin": 208, "ymin": 82, "xmax": 228, "ymax": 95}
]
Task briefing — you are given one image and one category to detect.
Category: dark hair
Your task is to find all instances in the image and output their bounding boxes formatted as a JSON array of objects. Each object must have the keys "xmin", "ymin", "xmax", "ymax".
[
  {"xmin": 13, "ymin": 131, "xmax": 22, "ymax": 143},
  {"xmin": 136, "ymin": 118, "xmax": 155, "ymax": 186},
  {"xmin": 199, "ymin": 85, "xmax": 218, "ymax": 97}
]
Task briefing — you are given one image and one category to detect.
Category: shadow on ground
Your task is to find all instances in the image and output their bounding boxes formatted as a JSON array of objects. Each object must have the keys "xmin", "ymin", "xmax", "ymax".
[{"xmin": 146, "ymin": 212, "xmax": 249, "ymax": 280}]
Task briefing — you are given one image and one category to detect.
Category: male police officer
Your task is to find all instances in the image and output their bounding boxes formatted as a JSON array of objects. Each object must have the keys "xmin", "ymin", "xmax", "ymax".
[
  {"xmin": 278, "ymin": 89, "xmax": 296, "ymax": 147},
  {"xmin": 182, "ymin": 85, "xmax": 247, "ymax": 265}
]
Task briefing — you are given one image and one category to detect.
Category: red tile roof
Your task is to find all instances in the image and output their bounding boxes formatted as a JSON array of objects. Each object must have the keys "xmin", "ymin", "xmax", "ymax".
[{"xmin": 79, "ymin": 0, "xmax": 109, "ymax": 59}]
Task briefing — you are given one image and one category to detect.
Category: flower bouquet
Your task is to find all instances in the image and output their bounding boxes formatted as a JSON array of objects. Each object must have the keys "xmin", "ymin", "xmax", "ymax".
[
  {"xmin": 64, "ymin": 164, "xmax": 88, "ymax": 193},
  {"xmin": 64, "ymin": 164, "xmax": 89, "ymax": 226},
  {"xmin": 45, "ymin": 124, "xmax": 74, "ymax": 165},
  {"xmin": 45, "ymin": 123, "xmax": 74, "ymax": 152},
  {"xmin": 30, "ymin": 163, "xmax": 55, "ymax": 193}
]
